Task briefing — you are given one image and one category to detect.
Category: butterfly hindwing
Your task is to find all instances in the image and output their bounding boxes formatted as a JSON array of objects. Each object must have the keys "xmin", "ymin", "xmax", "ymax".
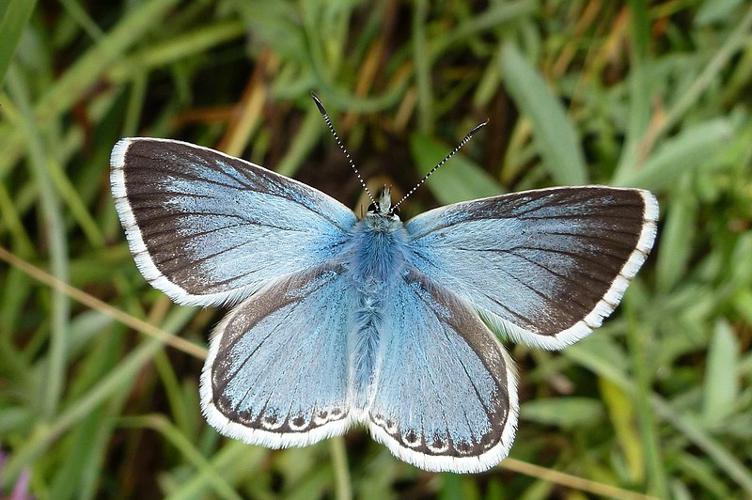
[
  {"xmin": 201, "ymin": 262, "xmax": 355, "ymax": 447},
  {"xmin": 405, "ymin": 186, "xmax": 658, "ymax": 350},
  {"xmin": 110, "ymin": 138, "xmax": 357, "ymax": 307},
  {"xmin": 366, "ymin": 268, "xmax": 518, "ymax": 473}
]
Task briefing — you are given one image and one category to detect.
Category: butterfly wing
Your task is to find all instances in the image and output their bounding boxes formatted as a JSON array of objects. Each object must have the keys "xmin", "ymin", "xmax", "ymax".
[
  {"xmin": 366, "ymin": 268, "xmax": 518, "ymax": 473},
  {"xmin": 201, "ymin": 262, "xmax": 355, "ymax": 447},
  {"xmin": 405, "ymin": 186, "xmax": 658, "ymax": 350},
  {"xmin": 110, "ymin": 138, "xmax": 356, "ymax": 307}
]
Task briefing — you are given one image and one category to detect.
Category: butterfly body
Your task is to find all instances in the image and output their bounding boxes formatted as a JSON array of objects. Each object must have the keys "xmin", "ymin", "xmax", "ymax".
[
  {"xmin": 111, "ymin": 137, "xmax": 658, "ymax": 473},
  {"xmin": 345, "ymin": 200, "xmax": 409, "ymax": 407}
]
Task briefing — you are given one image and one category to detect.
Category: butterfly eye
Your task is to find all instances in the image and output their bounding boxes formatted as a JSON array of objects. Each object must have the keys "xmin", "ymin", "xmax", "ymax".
[{"xmin": 367, "ymin": 203, "xmax": 378, "ymax": 213}]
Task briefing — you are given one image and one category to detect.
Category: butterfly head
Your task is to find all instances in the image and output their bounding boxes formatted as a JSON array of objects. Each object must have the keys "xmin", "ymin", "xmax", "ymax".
[
  {"xmin": 378, "ymin": 187, "xmax": 394, "ymax": 214},
  {"xmin": 364, "ymin": 187, "xmax": 401, "ymax": 230}
]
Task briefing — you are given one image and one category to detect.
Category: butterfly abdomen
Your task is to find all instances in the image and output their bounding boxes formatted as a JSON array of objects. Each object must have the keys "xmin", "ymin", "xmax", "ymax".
[{"xmin": 351, "ymin": 280, "xmax": 384, "ymax": 407}]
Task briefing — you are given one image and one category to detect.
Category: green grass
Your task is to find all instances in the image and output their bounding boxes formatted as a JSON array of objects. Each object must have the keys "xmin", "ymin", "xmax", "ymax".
[{"xmin": 2, "ymin": 1, "xmax": 752, "ymax": 498}]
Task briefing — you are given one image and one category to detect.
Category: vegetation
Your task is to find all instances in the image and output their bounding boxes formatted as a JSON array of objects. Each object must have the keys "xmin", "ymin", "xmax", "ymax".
[{"xmin": 1, "ymin": 0, "xmax": 751, "ymax": 498}]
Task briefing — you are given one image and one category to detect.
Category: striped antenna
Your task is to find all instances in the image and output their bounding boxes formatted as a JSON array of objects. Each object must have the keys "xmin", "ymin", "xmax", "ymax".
[
  {"xmin": 391, "ymin": 119, "xmax": 489, "ymax": 213},
  {"xmin": 311, "ymin": 92, "xmax": 377, "ymax": 208}
]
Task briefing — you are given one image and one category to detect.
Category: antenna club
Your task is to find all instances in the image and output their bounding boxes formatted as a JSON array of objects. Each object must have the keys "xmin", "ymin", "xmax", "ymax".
[
  {"xmin": 310, "ymin": 92, "xmax": 327, "ymax": 115},
  {"xmin": 468, "ymin": 118, "xmax": 490, "ymax": 136}
]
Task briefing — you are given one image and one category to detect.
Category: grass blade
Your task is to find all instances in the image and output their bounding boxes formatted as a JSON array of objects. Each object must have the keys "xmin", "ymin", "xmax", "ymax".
[
  {"xmin": 634, "ymin": 4, "xmax": 752, "ymax": 157},
  {"xmin": 567, "ymin": 340, "xmax": 752, "ymax": 494},
  {"xmin": 428, "ymin": 0, "xmax": 536, "ymax": 61},
  {"xmin": 166, "ymin": 443, "xmax": 267, "ymax": 500},
  {"xmin": 0, "ymin": 308, "xmax": 195, "ymax": 489},
  {"xmin": 625, "ymin": 294, "xmax": 668, "ymax": 498},
  {"xmin": 614, "ymin": 119, "xmax": 734, "ymax": 189},
  {"xmin": 119, "ymin": 415, "xmax": 242, "ymax": 500},
  {"xmin": 519, "ymin": 397, "xmax": 603, "ymax": 429},
  {"xmin": 656, "ymin": 181, "xmax": 696, "ymax": 292},
  {"xmin": 500, "ymin": 459, "xmax": 654, "ymax": 500},
  {"xmin": 0, "ymin": 0, "xmax": 37, "ymax": 84},
  {"xmin": 702, "ymin": 320, "xmax": 739, "ymax": 425},
  {"xmin": 413, "ymin": 0, "xmax": 433, "ymax": 134},
  {"xmin": 499, "ymin": 42, "xmax": 588, "ymax": 185},
  {"xmin": 599, "ymin": 379, "xmax": 644, "ymax": 483},
  {"xmin": 6, "ymin": 65, "xmax": 69, "ymax": 419},
  {"xmin": 329, "ymin": 437, "xmax": 352, "ymax": 500},
  {"xmin": 276, "ymin": 107, "xmax": 322, "ymax": 177},
  {"xmin": 615, "ymin": 0, "xmax": 652, "ymax": 176},
  {"xmin": 410, "ymin": 133, "xmax": 504, "ymax": 204},
  {"xmin": 0, "ymin": 0, "xmax": 180, "ymax": 176}
]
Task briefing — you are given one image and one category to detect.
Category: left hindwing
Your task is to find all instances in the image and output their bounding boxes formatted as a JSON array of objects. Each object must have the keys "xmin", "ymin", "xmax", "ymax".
[
  {"xmin": 201, "ymin": 263, "xmax": 355, "ymax": 447},
  {"xmin": 405, "ymin": 186, "xmax": 658, "ymax": 350}
]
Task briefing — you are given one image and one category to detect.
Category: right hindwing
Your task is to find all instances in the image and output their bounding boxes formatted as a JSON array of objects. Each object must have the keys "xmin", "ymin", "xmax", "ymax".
[{"xmin": 366, "ymin": 268, "xmax": 519, "ymax": 473}]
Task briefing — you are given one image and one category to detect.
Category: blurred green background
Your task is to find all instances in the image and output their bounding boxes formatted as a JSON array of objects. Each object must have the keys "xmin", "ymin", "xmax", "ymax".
[{"xmin": 1, "ymin": 0, "xmax": 751, "ymax": 498}]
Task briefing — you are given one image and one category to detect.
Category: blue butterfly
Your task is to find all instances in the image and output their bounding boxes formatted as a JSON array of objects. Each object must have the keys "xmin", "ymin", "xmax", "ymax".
[{"xmin": 110, "ymin": 95, "xmax": 658, "ymax": 473}]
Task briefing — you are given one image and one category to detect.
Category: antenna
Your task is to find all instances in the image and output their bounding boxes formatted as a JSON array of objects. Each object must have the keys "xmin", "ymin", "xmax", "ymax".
[
  {"xmin": 310, "ymin": 92, "xmax": 377, "ymax": 208},
  {"xmin": 391, "ymin": 119, "xmax": 489, "ymax": 212}
]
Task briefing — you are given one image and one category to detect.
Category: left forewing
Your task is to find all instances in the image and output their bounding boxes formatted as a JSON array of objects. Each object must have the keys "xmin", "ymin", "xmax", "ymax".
[{"xmin": 111, "ymin": 138, "xmax": 356, "ymax": 307}]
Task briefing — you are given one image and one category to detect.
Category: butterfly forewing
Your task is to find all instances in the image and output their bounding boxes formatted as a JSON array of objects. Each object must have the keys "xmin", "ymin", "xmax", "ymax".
[
  {"xmin": 366, "ymin": 268, "xmax": 518, "ymax": 473},
  {"xmin": 405, "ymin": 186, "xmax": 658, "ymax": 349},
  {"xmin": 110, "ymin": 138, "xmax": 356, "ymax": 307}
]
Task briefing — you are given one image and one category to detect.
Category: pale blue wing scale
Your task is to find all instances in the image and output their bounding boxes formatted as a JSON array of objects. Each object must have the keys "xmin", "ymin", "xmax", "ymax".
[
  {"xmin": 201, "ymin": 263, "xmax": 355, "ymax": 447},
  {"xmin": 365, "ymin": 269, "xmax": 518, "ymax": 473},
  {"xmin": 405, "ymin": 186, "xmax": 658, "ymax": 349},
  {"xmin": 110, "ymin": 137, "xmax": 357, "ymax": 306}
]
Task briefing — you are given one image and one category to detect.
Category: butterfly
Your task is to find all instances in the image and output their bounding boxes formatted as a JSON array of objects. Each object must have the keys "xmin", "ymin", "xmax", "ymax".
[{"xmin": 110, "ymin": 95, "xmax": 658, "ymax": 473}]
